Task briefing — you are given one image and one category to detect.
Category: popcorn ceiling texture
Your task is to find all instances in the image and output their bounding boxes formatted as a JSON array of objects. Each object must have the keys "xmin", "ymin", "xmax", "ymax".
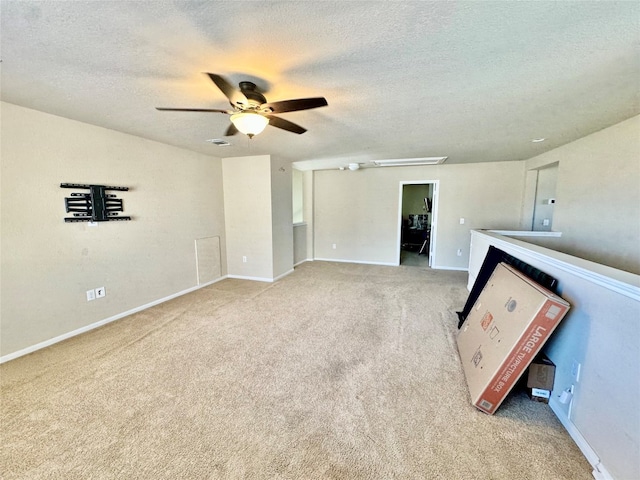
[
  {"xmin": 1, "ymin": 261, "xmax": 591, "ymax": 479},
  {"xmin": 1, "ymin": 1, "xmax": 638, "ymax": 168}
]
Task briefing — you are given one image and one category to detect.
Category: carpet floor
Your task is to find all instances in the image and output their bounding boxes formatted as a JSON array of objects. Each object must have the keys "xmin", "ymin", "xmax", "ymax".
[{"xmin": 1, "ymin": 261, "xmax": 593, "ymax": 479}]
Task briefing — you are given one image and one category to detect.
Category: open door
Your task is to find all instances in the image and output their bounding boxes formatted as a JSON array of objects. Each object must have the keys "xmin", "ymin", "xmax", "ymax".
[
  {"xmin": 397, "ymin": 181, "xmax": 439, "ymax": 267},
  {"xmin": 428, "ymin": 182, "xmax": 438, "ymax": 267}
]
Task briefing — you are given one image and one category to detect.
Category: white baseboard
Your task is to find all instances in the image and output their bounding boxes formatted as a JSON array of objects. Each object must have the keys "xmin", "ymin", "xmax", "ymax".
[
  {"xmin": 591, "ymin": 463, "xmax": 614, "ymax": 480},
  {"xmin": 314, "ymin": 257, "xmax": 397, "ymax": 267},
  {"xmin": 548, "ymin": 397, "xmax": 612, "ymax": 480},
  {"xmin": 0, "ymin": 276, "xmax": 227, "ymax": 364},
  {"xmin": 314, "ymin": 257, "xmax": 468, "ymax": 270},
  {"xmin": 432, "ymin": 265, "xmax": 469, "ymax": 272},
  {"xmin": 227, "ymin": 265, "xmax": 295, "ymax": 283},
  {"xmin": 226, "ymin": 274, "xmax": 274, "ymax": 282},
  {"xmin": 273, "ymin": 269, "xmax": 294, "ymax": 282},
  {"xmin": 294, "ymin": 258, "xmax": 313, "ymax": 267},
  {"xmin": 227, "ymin": 269, "xmax": 294, "ymax": 283}
]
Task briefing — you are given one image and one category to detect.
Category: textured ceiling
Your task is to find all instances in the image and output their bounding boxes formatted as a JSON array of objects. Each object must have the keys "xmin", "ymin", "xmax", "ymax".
[{"xmin": 1, "ymin": 1, "xmax": 638, "ymax": 170}]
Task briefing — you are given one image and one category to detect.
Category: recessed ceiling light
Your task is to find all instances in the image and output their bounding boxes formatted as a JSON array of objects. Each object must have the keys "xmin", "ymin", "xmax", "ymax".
[
  {"xmin": 206, "ymin": 139, "xmax": 231, "ymax": 146},
  {"xmin": 531, "ymin": 138, "xmax": 546, "ymax": 143},
  {"xmin": 374, "ymin": 157, "xmax": 448, "ymax": 167}
]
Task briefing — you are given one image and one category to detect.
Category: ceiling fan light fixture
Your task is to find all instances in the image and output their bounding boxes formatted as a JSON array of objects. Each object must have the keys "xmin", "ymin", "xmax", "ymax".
[{"xmin": 230, "ymin": 112, "xmax": 269, "ymax": 138}]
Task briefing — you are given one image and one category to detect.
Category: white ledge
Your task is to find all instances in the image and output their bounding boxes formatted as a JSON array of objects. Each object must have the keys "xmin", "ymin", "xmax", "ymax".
[
  {"xmin": 472, "ymin": 230, "xmax": 640, "ymax": 301},
  {"xmin": 488, "ymin": 229, "xmax": 562, "ymax": 238}
]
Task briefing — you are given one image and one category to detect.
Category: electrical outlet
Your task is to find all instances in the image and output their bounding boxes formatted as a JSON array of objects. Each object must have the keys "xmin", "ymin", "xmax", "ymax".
[
  {"xmin": 86, "ymin": 289, "xmax": 96, "ymax": 301},
  {"xmin": 543, "ymin": 219, "xmax": 550, "ymax": 226},
  {"xmin": 559, "ymin": 387, "xmax": 573, "ymax": 404},
  {"xmin": 96, "ymin": 287, "xmax": 106, "ymax": 298},
  {"xmin": 457, "ymin": 249, "xmax": 463, "ymax": 256},
  {"xmin": 459, "ymin": 218, "xmax": 465, "ymax": 225},
  {"xmin": 332, "ymin": 244, "xmax": 337, "ymax": 249},
  {"xmin": 242, "ymin": 256, "xmax": 247, "ymax": 263}
]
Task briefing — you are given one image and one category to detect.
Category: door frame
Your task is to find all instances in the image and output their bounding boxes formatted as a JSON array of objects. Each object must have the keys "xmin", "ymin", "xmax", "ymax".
[{"xmin": 397, "ymin": 180, "xmax": 440, "ymax": 267}]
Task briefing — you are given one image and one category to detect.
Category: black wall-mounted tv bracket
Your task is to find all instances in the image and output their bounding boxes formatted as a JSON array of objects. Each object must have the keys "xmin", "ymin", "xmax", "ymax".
[{"xmin": 61, "ymin": 183, "xmax": 131, "ymax": 223}]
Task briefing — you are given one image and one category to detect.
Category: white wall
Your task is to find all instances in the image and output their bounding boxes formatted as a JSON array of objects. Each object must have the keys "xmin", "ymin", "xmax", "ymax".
[
  {"xmin": 0, "ymin": 102, "xmax": 226, "ymax": 357},
  {"xmin": 314, "ymin": 161, "xmax": 525, "ymax": 268},
  {"xmin": 524, "ymin": 115, "xmax": 640, "ymax": 274}
]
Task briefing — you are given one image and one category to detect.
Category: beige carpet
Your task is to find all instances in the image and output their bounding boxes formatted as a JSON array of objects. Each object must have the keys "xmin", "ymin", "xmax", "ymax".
[{"xmin": 1, "ymin": 261, "xmax": 592, "ymax": 479}]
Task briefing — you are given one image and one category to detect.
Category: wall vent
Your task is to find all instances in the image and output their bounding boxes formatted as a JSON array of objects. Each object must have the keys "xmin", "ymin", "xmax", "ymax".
[{"xmin": 206, "ymin": 139, "xmax": 231, "ymax": 146}]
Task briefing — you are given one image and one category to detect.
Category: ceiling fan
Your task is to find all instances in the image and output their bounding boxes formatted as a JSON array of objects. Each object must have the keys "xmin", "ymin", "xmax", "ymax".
[{"xmin": 156, "ymin": 73, "xmax": 328, "ymax": 138}]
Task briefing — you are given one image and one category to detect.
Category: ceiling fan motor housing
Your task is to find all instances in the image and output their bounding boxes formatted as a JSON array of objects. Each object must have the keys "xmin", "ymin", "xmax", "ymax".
[{"xmin": 239, "ymin": 81, "xmax": 267, "ymax": 108}]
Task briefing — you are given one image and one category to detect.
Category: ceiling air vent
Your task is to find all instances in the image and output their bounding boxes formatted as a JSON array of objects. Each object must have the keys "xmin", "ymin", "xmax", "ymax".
[
  {"xmin": 206, "ymin": 139, "xmax": 231, "ymax": 146},
  {"xmin": 374, "ymin": 156, "xmax": 447, "ymax": 167}
]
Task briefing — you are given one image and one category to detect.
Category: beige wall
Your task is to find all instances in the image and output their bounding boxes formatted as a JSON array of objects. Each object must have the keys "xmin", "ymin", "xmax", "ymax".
[
  {"xmin": 313, "ymin": 116, "xmax": 639, "ymax": 272},
  {"xmin": 222, "ymin": 154, "xmax": 293, "ymax": 281},
  {"xmin": 314, "ymin": 161, "xmax": 525, "ymax": 268},
  {"xmin": 524, "ymin": 115, "xmax": 640, "ymax": 274},
  {"xmin": 303, "ymin": 170, "xmax": 314, "ymax": 261},
  {"xmin": 222, "ymin": 155, "xmax": 273, "ymax": 280},
  {"xmin": 1, "ymin": 102, "xmax": 226, "ymax": 356},
  {"xmin": 292, "ymin": 168, "xmax": 303, "ymax": 224},
  {"xmin": 4, "ymin": 102, "xmax": 635, "ymax": 358},
  {"xmin": 292, "ymin": 168, "xmax": 312, "ymax": 265},
  {"xmin": 293, "ymin": 224, "xmax": 308, "ymax": 265},
  {"xmin": 270, "ymin": 156, "xmax": 294, "ymax": 279}
]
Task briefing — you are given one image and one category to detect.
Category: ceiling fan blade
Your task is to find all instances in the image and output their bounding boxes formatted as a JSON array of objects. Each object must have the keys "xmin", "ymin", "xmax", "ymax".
[
  {"xmin": 156, "ymin": 107, "xmax": 232, "ymax": 114},
  {"xmin": 225, "ymin": 123, "xmax": 239, "ymax": 136},
  {"xmin": 265, "ymin": 115, "xmax": 307, "ymax": 134},
  {"xmin": 262, "ymin": 97, "xmax": 328, "ymax": 114},
  {"xmin": 206, "ymin": 73, "xmax": 248, "ymax": 107}
]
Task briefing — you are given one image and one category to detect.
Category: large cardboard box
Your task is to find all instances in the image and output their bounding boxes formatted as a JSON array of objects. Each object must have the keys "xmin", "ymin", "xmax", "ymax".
[{"xmin": 457, "ymin": 263, "xmax": 570, "ymax": 414}]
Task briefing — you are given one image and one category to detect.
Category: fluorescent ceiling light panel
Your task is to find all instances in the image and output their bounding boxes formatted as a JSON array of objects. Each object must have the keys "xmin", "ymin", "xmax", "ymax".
[{"xmin": 374, "ymin": 157, "xmax": 448, "ymax": 167}]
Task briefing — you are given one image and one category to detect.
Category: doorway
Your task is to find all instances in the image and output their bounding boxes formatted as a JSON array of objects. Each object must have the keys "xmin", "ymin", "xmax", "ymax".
[
  {"xmin": 397, "ymin": 181, "xmax": 439, "ymax": 267},
  {"xmin": 532, "ymin": 163, "xmax": 558, "ymax": 231}
]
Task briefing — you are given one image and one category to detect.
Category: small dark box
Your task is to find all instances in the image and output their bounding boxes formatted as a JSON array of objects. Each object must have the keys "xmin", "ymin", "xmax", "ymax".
[{"xmin": 526, "ymin": 354, "xmax": 555, "ymax": 403}]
